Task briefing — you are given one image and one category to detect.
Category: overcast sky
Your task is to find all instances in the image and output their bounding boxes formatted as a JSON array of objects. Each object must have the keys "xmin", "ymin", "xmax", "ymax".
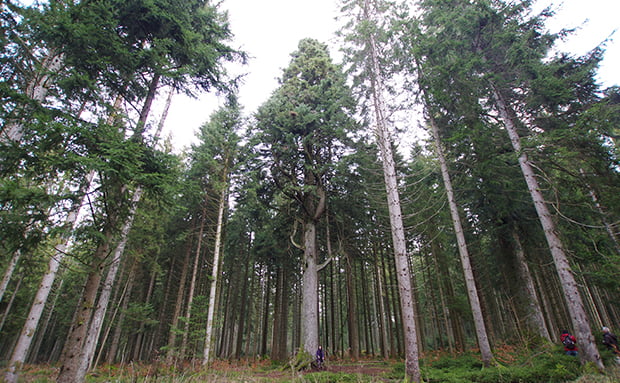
[{"xmin": 94, "ymin": 0, "xmax": 617, "ymax": 151}]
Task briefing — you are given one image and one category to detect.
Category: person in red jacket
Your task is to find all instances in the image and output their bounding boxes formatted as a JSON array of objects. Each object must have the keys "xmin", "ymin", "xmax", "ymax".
[{"xmin": 560, "ymin": 330, "xmax": 578, "ymax": 356}]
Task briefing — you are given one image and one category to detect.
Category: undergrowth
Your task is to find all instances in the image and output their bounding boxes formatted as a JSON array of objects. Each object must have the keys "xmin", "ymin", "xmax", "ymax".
[{"xmin": 5, "ymin": 345, "xmax": 620, "ymax": 382}]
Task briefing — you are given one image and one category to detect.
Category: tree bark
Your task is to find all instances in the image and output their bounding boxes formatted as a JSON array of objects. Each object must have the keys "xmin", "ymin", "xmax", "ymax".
[
  {"xmin": 56, "ymin": 232, "xmax": 111, "ymax": 383},
  {"xmin": 301, "ymin": 221, "xmax": 320, "ymax": 356},
  {"xmin": 343, "ymin": 252, "xmax": 359, "ymax": 360},
  {"xmin": 75, "ymin": 189, "xmax": 142, "ymax": 381},
  {"xmin": 491, "ymin": 85, "xmax": 603, "ymax": 369},
  {"xmin": 361, "ymin": 0, "xmax": 421, "ymax": 376},
  {"xmin": 166, "ymin": 240, "xmax": 192, "ymax": 362},
  {"xmin": 181, "ymin": 204, "xmax": 207, "ymax": 359},
  {"xmin": 428, "ymin": 113, "xmax": 494, "ymax": 366},
  {"xmin": 203, "ymin": 185, "xmax": 228, "ymax": 364},
  {"xmin": 0, "ymin": 250, "xmax": 21, "ymax": 306},
  {"xmin": 1, "ymin": 51, "xmax": 65, "ymax": 143},
  {"xmin": 512, "ymin": 230, "xmax": 551, "ymax": 341}
]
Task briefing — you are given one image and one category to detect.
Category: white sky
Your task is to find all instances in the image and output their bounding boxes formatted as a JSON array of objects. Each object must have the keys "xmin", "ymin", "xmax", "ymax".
[{"xmin": 162, "ymin": 0, "xmax": 620, "ymax": 152}]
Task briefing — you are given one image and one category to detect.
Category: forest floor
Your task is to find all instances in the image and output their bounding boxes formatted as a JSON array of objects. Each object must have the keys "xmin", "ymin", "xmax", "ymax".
[{"xmin": 6, "ymin": 346, "xmax": 620, "ymax": 382}]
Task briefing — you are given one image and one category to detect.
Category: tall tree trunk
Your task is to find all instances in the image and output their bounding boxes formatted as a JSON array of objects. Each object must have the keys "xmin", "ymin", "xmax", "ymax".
[
  {"xmin": 166, "ymin": 241, "xmax": 192, "ymax": 362},
  {"xmin": 374, "ymin": 252, "xmax": 389, "ymax": 358},
  {"xmin": 75, "ymin": 190, "xmax": 142, "ymax": 381},
  {"xmin": 132, "ymin": 267, "xmax": 157, "ymax": 361},
  {"xmin": 360, "ymin": 0, "xmax": 421, "ymax": 376},
  {"xmin": 430, "ymin": 240, "xmax": 455, "ymax": 353},
  {"xmin": 0, "ymin": 275, "xmax": 22, "ymax": 333},
  {"xmin": 181, "ymin": 205, "xmax": 207, "ymax": 359},
  {"xmin": 301, "ymin": 221, "xmax": 320, "ymax": 356},
  {"xmin": 0, "ymin": 251, "xmax": 21, "ymax": 305},
  {"xmin": 259, "ymin": 272, "xmax": 270, "ymax": 356},
  {"xmin": 2, "ymin": 51, "xmax": 65, "ymax": 143},
  {"xmin": 579, "ymin": 168, "xmax": 620, "ymax": 254},
  {"xmin": 428, "ymin": 113, "xmax": 494, "ymax": 366},
  {"xmin": 203, "ymin": 187, "xmax": 228, "ymax": 364},
  {"xmin": 4, "ymin": 189, "xmax": 83, "ymax": 383},
  {"xmin": 234, "ymin": 254, "xmax": 250, "ymax": 359},
  {"xmin": 56, "ymin": 231, "xmax": 112, "ymax": 383},
  {"xmin": 512, "ymin": 230, "xmax": 551, "ymax": 340},
  {"xmin": 343, "ymin": 252, "xmax": 359, "ymax": 360},
  {"xmin": 491, "ymin": 85, "xmax": 603, "ymax": 369}
]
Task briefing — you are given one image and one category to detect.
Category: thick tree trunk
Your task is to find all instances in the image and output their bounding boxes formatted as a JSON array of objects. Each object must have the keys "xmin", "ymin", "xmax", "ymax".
[
  {"xmin": 429, "ymin": 114, "xmax": 494, "ymax": 366},
  {"xmin": 56, "ymin": 233, "xmax": 111, "ymax": 383},
  {"xmin": 301, "ymin": 221, "xmax": 320, "ymax": 356},
  {"xmin": 492, "ymin": 86, "xmax": 603, "ymax": 369},
  {"xmin": 203, "ymin": 187, "xmax": 228, "ymax": 364}
]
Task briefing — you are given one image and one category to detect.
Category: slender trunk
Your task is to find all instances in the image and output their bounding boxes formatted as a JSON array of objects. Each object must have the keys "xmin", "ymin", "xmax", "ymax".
[
  {"xmin": 166, "ymin": 241, "xmax": 193, "ymax": 362},
  {"xmin": 234, "ymin": 253, "xmax": 250, "ymax": 359},
  {"xmin": 260, "ymin": 274, "xmax": 270, "ymax": 356},
  {"xmin": 361, "ymin": 0, "xmax": 420, "ymax": 376},
  {"xmin": 428, "ymin": 114, "xmax": 493, "ymax": 365},
  {"xmin": 101, "ymin": 267, "xmax": 132, "ymax": 365},
  {"xmin": 203, "ymin": 187, "xmax": 228, "ymax": 364},
  {"xmin": 31, "ymin": 277, "xmax": 64, "ymax": 361},
  {"xmin": 0, "ymin": 250, "xmax": 21, "ymax": 305},
  {"xmin": 431, "ymin": 240, "xmax": 455, "ymax": 353},
  {"xmin": 2, "ymin": 51, "xmax": 65, "ymax": 143},
  {"xmin": 0, "ymin": 275, "xmax": 22, "ymax": 333},
  {"xmin": 374, "ymin": 253, "xmax": 389, "ymax": 358},
  {"xmin": 344, "ymin": 252, "xmax": 359, "ymax": 359},
  {"xmin": 75, "ymin": 190, "xmax": 142, "ymax": 381},
  {"xmin": 512, "ymin": 230, "xmax": 551, "ymax": 340},
  {"xmin": 579, "ymin": 168, "xmax": 620, "ymax": 254},
  {"xmin": 132, "ymin": 268, "xmax": 156, "ymax": 361},
  {"xmin": 492, "ymin": 85, "xmax": 603, "ymax": 369},
  {"xmin": 181, "ymin": 205, "xmax": 207, "ymax": 359}
]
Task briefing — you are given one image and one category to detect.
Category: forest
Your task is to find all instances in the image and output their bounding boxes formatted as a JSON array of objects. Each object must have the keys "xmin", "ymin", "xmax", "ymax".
[{"xmin": 1, "ymin": 0, "xmax": 619, "ymax": 382}]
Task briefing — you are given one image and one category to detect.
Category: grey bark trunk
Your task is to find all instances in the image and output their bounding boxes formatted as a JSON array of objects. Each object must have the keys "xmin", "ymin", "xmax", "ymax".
[
  {"xmin": 0, "ymin": 250, "xmax": 21, "ymax": 305},
  {"xmin": 76, "ymin": 191, "xmax": 142, "ymax": 381},
  {"xmin": 429, "ymin": 114, "xmax": 494, "ymax": 366},
  {"xmin": 4, "ymin": 171, "xmax": 90, "ymax": 383},
  {"xmin": 2, "ymin": 52, "xmax": 65, "ymax": 143},
  {"xmin": 301, "ymin": 221, "xmax": 320, "ymax": 356},
  {"xmin": 203, "ymin": 187, "xmax": 228, "ymax": 364},
  {"xmin": 364, "ymin": 0, "xmax": 421, "ymax": 375},
  {"xmin": 344, "ymin": 252, "xmax": 360, "ymax": 359},
  {"xmin": 492, "ymin": 86, "xmax": 603, "ymax": 369}
]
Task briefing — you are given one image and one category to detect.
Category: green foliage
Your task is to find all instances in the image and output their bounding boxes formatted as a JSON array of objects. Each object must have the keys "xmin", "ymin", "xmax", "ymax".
[{"xmin": 414, "ymin": 350, "xmax": 582, "ymax": 383}]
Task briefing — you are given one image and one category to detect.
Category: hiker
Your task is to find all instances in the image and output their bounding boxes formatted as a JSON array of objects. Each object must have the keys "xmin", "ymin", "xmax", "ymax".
[
  {"xmin": 602, "ymin": 326, "xmax": 619, "ymax": 355},
  {"xmin": 316, "ymin": 345, "xmax": 325, "ymax": 369},
  {"xmin": 560, "ymin": 330, "xmax": 578, "ymax": 356}
]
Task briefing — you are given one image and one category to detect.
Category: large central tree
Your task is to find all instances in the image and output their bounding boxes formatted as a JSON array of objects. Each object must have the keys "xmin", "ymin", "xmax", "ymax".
[{"xmin": 254, "ymin": 38, "xmax": 356, "ymax": 356}]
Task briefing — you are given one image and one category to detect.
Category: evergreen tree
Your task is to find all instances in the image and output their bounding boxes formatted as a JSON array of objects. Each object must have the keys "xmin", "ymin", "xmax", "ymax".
[{"xmin": 254, "ymin": 38, "xmax": 357, "ymax": 357}]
